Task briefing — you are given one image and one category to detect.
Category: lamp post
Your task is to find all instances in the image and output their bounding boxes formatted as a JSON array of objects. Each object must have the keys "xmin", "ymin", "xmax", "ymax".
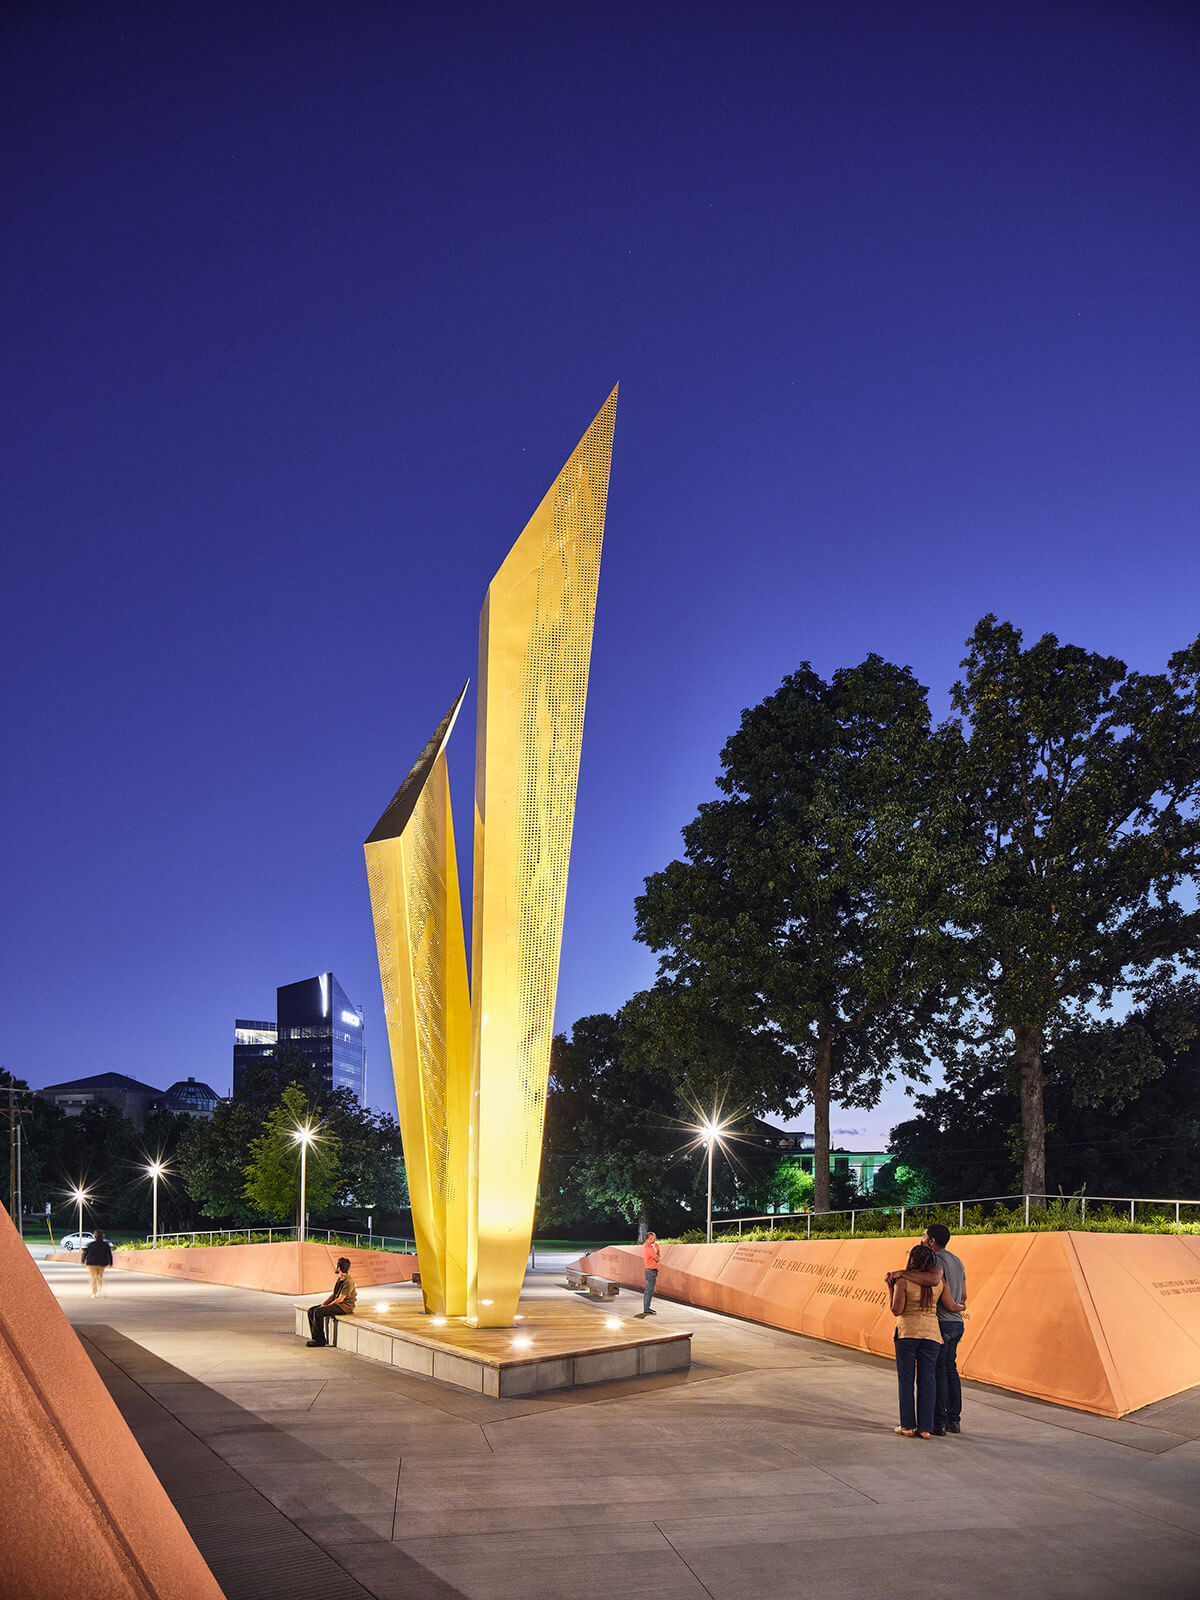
[
  {"xmin": 146, "ymin": 1161, "xmax": 166, "ymax": 1246},
  {"xmin": 702, "ymin": 1120, "xmax": 717, "ymax": 1243},
  {"xmin": 292, "ymin": 1123, "xmax": 316, "ymax": 1242},
  {"xmin": 684, "ymin": 1106, "xmax": 736, "ymax": 1246}
]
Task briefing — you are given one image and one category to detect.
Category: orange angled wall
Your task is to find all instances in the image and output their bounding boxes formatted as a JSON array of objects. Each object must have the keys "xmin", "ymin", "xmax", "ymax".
[
  {"xmin": 582, "ymin": 1231, "xmax": 1200, "ymax": 1418},
  {"xmin": 111, "ymin": 1240, "xmax": 418, "ymax": 1295},
  {"xmin": 0, "ymin": 1203, "xmax": 226, "ymax": 1600}
]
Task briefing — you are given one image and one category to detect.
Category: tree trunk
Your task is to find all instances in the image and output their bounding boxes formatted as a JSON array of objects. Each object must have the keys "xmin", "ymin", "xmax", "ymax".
[
  {"xmin": 636, "ymin": 1205, "xmax": 649, "ymax": 1243},
  {"xmin": 813, "ymin": 1028, "xmax": 833, "ymax": 1214},
  {"xmin": 1015, "ymin": 1022, "xmax": 1047, "ymax": 1206}
]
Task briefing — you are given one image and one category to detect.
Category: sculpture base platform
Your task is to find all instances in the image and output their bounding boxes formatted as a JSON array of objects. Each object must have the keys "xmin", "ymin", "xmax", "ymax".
[{"xmin": 293, "ymin": 1288, "xmax": 691, "ymax": 1397}]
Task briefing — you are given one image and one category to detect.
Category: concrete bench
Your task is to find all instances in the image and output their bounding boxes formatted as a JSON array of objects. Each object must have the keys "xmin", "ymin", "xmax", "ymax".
[{"xmin": 564, "ymin": 1266, "xmax": 620, "ymax": 1299}]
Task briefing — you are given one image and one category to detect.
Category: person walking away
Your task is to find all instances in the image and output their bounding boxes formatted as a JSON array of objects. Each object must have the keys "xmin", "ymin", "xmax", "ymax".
[
  {"xmin": 83, "ymin": 1229, "xmax": 114, "ymax": 1297},
  {"xmin": 635, "ymin": 1232, "xmax": 660, "ymax": 1317},
  {"xmin": 887, "ymin": 1243, "xmax": 942, "ymax": 1438},
  {"xmin": 888, "ymin": 1225, "xmax": 968, "ymax": 1435},
  {"xmin": 306, "ymin": 1256, "xmax": 358, "ymax": 1346}
]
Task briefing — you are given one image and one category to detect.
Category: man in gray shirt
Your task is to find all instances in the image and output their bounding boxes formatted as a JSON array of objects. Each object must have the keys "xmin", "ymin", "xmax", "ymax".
[{"xmin": 924, "ymin": 1223, "xmax": 966, "ymax": 1434}]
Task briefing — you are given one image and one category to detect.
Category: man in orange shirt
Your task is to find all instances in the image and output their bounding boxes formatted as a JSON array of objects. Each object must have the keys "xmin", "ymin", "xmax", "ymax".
[{"xmin": 635, "ymin": 1231, "xmax": 660, "ymax": 1317}]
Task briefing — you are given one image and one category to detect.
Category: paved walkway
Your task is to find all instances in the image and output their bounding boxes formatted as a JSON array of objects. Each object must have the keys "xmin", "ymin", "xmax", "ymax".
[{"xmin": 44, "ymin": 1256, "xmax": 1200, "ymax": 1600}]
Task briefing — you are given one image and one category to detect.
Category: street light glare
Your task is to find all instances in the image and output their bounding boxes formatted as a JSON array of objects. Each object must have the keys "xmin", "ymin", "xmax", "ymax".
[
  {"xmin": 681, "ymin": 1100, "xmax": 743, "ymax": 1246},
  {"xmin": 688, "ymin": 1111, "xmax": 735, "ymax": 1152},
  {"xmin": 291, "ymin": 1119, "xmax": 319, "ymax": 1242}
]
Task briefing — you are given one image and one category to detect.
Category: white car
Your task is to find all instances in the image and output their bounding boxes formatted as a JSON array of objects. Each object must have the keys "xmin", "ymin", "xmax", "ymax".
[{"xmin": 60, "ymin": 1232, "xmax": 95, "ymax": 1251}]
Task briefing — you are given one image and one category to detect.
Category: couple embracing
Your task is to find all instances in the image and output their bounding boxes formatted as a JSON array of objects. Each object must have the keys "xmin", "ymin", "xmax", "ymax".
[{"xmin": 885, "ymin": 1223, "xmax": 967, "ymax": 1440}]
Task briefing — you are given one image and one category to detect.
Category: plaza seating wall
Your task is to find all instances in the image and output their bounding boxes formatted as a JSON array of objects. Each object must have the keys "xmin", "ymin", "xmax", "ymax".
[
  {"xmin": 109, "ymin": 1240, "xmax": 418, "ymax": 1295},
  {"xmin": 0, "ymin": 1203, "xmax": 225, "ymax": 1600},
  {"xmin": 581, "ymin": 1231, "xmax": 1200, "ymax": 1418}
]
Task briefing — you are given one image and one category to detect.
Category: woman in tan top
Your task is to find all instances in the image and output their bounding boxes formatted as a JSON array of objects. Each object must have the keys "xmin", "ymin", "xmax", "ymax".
[{"xmin": 889, "ymin": 1243, "xmax": 943, "ymax": 1438}]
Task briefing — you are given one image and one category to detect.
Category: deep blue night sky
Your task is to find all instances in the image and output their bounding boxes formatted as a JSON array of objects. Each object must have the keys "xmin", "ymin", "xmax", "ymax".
[{"xmin": 4, "ymin": 2, "xmax": 1199, "ymax": 1146}]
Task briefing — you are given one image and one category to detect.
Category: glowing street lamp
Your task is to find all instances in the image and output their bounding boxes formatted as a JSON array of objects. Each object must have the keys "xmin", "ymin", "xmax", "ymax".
[
  {"xmin": 69, "ymin": 1185, "xmax": 90, "ymax": 1243},
  {"xmin": 688, "ymin": 1110, "xmax": 737, "ymax": 1244},
  {"xmin": 291, "ymin": 1123, "xmax": 317, "ymax": 1242},
  {"xmin": 145, "ymin": 1160, "xmax": 168, "ymax": 1246}
]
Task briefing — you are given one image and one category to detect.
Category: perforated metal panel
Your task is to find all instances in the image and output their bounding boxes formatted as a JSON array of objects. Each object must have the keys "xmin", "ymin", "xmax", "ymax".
[{"xmin": 409, "ymin": 781, "xmax": 448, "ymax": 1178}]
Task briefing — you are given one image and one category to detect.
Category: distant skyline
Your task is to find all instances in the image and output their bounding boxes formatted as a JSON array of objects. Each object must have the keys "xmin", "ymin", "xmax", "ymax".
[{"xmin": 4, "ymin": 3, "xmax": 1199, "ymax": 1152}]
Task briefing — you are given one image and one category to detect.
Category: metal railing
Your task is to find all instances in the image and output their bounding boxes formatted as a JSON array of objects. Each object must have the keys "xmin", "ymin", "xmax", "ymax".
[
  {"xmin": 144, "ymin": 1226, "xmax": 417, "ymax": 1252},
  {"xmin": 718, "ymin": 1192, "xmax": 1200, "ymax": 1239}
]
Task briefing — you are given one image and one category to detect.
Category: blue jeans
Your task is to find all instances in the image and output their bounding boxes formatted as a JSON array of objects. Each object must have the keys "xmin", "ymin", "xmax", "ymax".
[
  {"xmin": 895, "ymin": 1335, "xmax": 940, "ymax": 1434},
  {"xmin": 935, "ymin": 1321, "xmax": 963, "ymax": 1428},
  {"xmin": 643, "ymin": 1269, "xmax": 658, "ymax": 1313}
]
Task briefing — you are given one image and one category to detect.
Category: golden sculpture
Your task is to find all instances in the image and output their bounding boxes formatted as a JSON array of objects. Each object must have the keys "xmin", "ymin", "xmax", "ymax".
[{"xmin": 366, "ymin": 387, "xmax": 617, "ymax": 1326}]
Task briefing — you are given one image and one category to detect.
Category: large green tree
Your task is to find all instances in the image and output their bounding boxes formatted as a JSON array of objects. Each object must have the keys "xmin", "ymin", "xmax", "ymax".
[
  {"xmin": 243, "ymin": 1083, "xmax": 342, "ymax": 1224},
  {"xmin": 635, "ymin": 656, "xmax": 961, "ymax": 1211},
  {"xmin": 945, "ymin": 618, "xmax": 1200, "ymax": 1198}
]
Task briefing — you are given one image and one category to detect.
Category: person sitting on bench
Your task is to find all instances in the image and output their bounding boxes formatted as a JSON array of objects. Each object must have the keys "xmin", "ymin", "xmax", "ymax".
[{"xmin": 307, "ymin": 1257, "xmax": 357, "ymax": 1346}]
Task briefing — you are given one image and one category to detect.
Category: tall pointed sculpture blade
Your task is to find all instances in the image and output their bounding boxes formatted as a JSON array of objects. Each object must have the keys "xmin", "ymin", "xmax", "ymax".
[
  {"xmin": 365, "ymin": 685, "xmax": 471, "ymax": 1314},
  {"xmin": 469, "ymin": 386, "xmax": 618, "ymax": 1324}
]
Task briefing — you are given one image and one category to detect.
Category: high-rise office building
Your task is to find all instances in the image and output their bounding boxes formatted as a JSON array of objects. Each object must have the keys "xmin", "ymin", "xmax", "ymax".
[
  {"xmin": 233, "ymin": 975, "xmax": 365, "ymax": 1103},
  {"xmin": 277, "ymin": 973, "xmax": 365, "ymax": 1102},
  {"xmin": 233, "ymin": 1020, "xmax": 277, "ymax": 1095}
]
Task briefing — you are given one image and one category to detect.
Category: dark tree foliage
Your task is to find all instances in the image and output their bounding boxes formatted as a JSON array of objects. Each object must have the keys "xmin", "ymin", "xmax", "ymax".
[
  {"xmin": 1, "ymin": 1070, "xmax": 202, "ymax": 1236},
  {"xmin": 233, "ymin": 1046, "xmax": 326, "ymax": 1107},
  {"xmin": 2, "ymin": 1073, "xmax": 72, "ymax": 1223},
  {"xmin": 176, "ymin": 1097, "xmax": 265, "ymax": 1224},
  {"xmin": 945, "ymin": 618, "xmax": 1200, "ymax": 1199},
  {"xmin": 321, "ymin": 1092, "xmax": 407, "ymax": 1217},
  {"xmin": 635, "ymin": 657, "xmax": 961, "ymax": 1211},
  {"xmin": 890, "ymin": 987, "xmax": 1200, "ymax": 1201},
  {"xmin": 539, "ymin": 1012, "xmax": 699, "ymax": 1238},
  {"xmin": 538, "ymin": 1011, "xmax": 775, "ymax": 1238}
]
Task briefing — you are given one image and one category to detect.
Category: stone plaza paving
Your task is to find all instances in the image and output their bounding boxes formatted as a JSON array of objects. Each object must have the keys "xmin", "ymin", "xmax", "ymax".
[{"xmin": 42, "ymin": 1252, "xmax": 1200, "ymax": 1600}]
